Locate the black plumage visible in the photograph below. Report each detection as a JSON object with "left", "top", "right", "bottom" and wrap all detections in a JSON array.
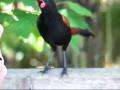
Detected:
[
  {"left": 37, "top": 0, "right": 94, "bottom": 76},
  {"left": 37, "top": 12, "right": 71, "bottom": 51},
  {"left": 37, "top": 0, "right": 71, "bottom": 76}
]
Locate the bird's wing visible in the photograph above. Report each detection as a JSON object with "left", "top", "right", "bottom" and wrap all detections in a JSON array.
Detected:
[
  {"left": 61, "top": 15, "right": 95, "bottom": 38},
  {"left": 62, "top": 15, "right": 70, "bottom": 27},
  {"left": 70, "top": 28, "right": 95, "bottom": 38}
]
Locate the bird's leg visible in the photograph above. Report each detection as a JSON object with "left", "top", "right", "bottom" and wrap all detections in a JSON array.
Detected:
[
  {"left": 56, "top": 46, "right": 68, "bottom": 77},
  {"left": 61, "top": 51, "right": 67, "bottom": 77},
  {"left": 56, "top": 46, "right": 63, "bottom": 67},
  {"left": 41, "top": 51, "right": 54, "bottom": 74}
]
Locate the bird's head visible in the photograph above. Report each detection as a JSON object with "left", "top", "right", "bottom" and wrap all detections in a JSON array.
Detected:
[
  {"left": 37, "top": 0, "right": 57, "bottom": 12},
  {"left": 37, "top": 0, "right": 47, "bottom": 8}
]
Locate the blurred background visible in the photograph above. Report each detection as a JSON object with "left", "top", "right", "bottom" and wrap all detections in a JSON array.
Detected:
[{"left": 0, "top": 0, "right": 120, "bottom": 68}]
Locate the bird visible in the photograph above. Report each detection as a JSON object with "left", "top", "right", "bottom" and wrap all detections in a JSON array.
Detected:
[{"left": 37, "top": 0, "right": 94, "bottom": 76}]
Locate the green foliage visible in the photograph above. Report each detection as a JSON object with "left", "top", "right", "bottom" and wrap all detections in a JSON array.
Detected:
[
  {"left": 67, "top": 1, "right": 92, "bottom": 17},
  {"left": 60, "top": 9, "right": 90, "bottom": 29},
  {"left": 0, "top": 0, "right": 93, "bottom": 67},
  {"left": 10, "top": 9, "right": 39, "bottom": 37}
]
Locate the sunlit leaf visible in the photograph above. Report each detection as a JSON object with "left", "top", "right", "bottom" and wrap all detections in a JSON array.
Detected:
[
  {"left": 6, "top": 9, "right": 39, "bottom": 38},
  {"left": 66, "top": 1, "right": 92, "bottom": 17},
  {"left": 59, "top": 9, "right": 90, "bottom": 29},
  {"left": 22, "top": 33, "right": 44, "bottom": 52}
]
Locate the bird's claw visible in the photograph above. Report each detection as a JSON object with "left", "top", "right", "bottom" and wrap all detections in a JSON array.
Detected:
[
  {"left": 40, "top": 66, "right": 50, "bottom": 75},
  {"left": 61, "top": 68, "right": 68, "bottom": 77}
]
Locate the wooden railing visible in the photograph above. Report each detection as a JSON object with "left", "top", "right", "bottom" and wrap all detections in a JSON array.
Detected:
[{"left": 1, "top": 68, "right": 120, "bottom": 89}]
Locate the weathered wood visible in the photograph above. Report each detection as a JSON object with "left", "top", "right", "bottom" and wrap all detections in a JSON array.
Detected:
[{"left": 1, "top": 68, "right": 120, "bottom": 89}]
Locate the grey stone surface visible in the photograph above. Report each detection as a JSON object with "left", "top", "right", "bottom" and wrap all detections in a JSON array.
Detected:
[{"left": 1, "top": 68, "right": 120, "bottom": 89}]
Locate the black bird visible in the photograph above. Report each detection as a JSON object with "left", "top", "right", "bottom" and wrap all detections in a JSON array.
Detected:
[{"left": 37, "top": 0, "right": 94, "bottom": 76}]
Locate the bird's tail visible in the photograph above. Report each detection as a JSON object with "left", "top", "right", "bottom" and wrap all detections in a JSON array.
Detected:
[{"left": 70, "top": 28, "right": 95, "bottom": 38}]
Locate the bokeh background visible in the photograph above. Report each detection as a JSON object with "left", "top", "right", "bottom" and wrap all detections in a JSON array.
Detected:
[{"left": 0, "top": 0, "right": 120, "bottom": 68}]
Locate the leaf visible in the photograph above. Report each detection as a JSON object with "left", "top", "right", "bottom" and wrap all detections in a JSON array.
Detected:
[
  {"left": 6, "top": 9, "right": 39, "bottom": 38},
  {"left": 1, "top": 0, "right": 40, "bottom": 13},
  {"left": 71, "top": 35, "right": 84, "bottom": 51},
  {"left": 59, "top": 9, "right": 90, "bottom": 29},
  {"left": 22, "top": 33, "right": 44, "bottom": 52},
  {"left": 0, "top": 12, "right": 14, "bottom": 25},
  {"left": 1, "top": 0, "right": 14, "bottom": 4},
  {"left": 15, "top": 0, "right": 40, "bottom": 11},
  {"left": 66, "top": 1, "right": 92, "bottom": 17}
]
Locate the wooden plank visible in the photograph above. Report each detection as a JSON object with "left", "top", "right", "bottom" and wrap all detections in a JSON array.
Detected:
[{"left": 1, "top": 68, "right": 120, "bottom": 89}]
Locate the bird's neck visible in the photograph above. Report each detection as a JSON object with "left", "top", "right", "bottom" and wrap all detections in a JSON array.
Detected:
[{"left": 41, "top": 7, "right": 58, "bottom": 16}]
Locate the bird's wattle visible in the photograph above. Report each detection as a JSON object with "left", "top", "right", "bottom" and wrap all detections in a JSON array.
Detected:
[{"left": 41, "top": 3, "right": 46, "bottom": 8}]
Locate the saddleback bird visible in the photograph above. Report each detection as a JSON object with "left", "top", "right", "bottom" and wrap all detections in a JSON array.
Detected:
[{"left": 37, "top": 0, "right": 94, "bottom": 77}]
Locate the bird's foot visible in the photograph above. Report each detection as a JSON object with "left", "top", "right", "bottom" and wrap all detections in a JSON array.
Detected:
[
  {"left": 61, "top": 68, "right": 68, "bottom": 77},
  {"left": 40, "top": 66, "right": 50, "bottom": 75}
]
